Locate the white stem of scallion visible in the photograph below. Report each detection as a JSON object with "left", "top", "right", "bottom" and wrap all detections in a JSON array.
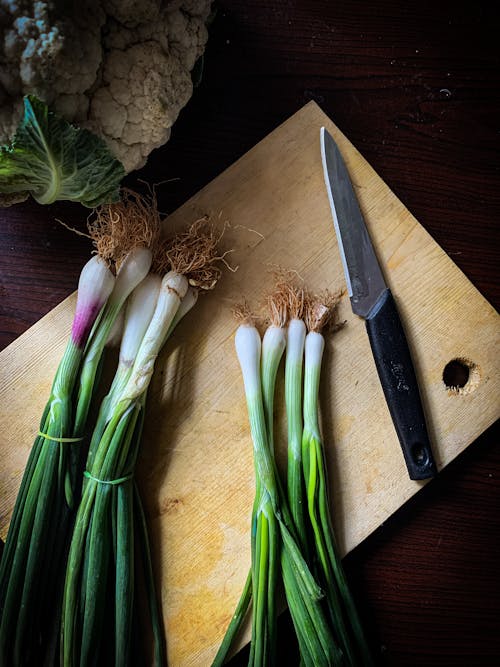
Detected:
[
  {"left": 108, "top": 247, "right": 153, "bottom": 309},
  {"left": 303, "top": 331, "right": 324, "bottom": 441},
  {"left": 119, "top": 272, "right": 188, "bottom": 402},
  {"left": 235, "top": 324, "right": 263, "bottom": 399},
  {"left": 261, "top": 325, "right": 286, "bottom": 454},
  {"left": 103, "top": 274, "right": 162, "bottom": 421},
  {"left": 235, "top": 324, "right": 278, "bottom": 512},
  {"left": 119, "top": 274, "right": 162, "bottom": 366},
  {"left": 285, "top": 317, "right": 307, "bottom": 542}
]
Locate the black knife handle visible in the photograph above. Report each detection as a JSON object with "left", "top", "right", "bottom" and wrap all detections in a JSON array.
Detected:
[{"left": 365, "top": 288, "right": 437, "bottom": 480}]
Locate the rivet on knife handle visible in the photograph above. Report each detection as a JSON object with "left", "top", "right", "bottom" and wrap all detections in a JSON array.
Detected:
[{"left": 320, "top": 126, "right": 438, "bottom": 480}]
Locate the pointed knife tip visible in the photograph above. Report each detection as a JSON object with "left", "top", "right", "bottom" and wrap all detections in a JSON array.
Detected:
[{"left": 320, "top": 126, "right": 334, "bottom": 150}]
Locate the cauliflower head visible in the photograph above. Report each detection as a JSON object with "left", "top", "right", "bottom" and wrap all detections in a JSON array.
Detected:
[{"left": 0, "top": 0, "right": 212, "bottom": 173}]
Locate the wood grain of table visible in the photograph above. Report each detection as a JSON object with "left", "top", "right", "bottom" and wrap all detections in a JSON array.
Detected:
[{"left": 0, "top": 2, "right": 498, "bottom": 665}]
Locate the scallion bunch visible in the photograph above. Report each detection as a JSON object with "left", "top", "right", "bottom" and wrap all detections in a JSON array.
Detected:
[
  {"left": 213, "top": 299, "right": 342, "bottom": 667},
  {"left": 0, "top": 255, "right": 117, "bottom": 666},
  {"left": 0, "top": 242, "right": 154, "bottom": 666},
  {"left": 61, "top": 214, "right": 224, "bottom": 666},
  {"left": 213, "top": 278, "right": 372, "bottom": 666},
  {"left": 0, "top": 188, "right": 225, "bottom": 666}
]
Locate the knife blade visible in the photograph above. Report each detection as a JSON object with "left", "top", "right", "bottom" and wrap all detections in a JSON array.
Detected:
[{"left": 320, "top": 126, "right": 437, "bottom": 480}]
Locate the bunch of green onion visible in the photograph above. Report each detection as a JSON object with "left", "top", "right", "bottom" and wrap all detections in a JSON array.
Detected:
[
  {"left": 59, "top": 210, "right": 224, "bottom": 665},
  {"left": 0, "top": 244, "right": 151, "bottom": 666},
  {"left": 61, "top": 272, "right": 199, "bottom": 665},
  {"left": 0, "top": 192, "right": 225, "bottom": 666},
  {"left": 212, "top": 280, "right": 372, "bottom": 666}
]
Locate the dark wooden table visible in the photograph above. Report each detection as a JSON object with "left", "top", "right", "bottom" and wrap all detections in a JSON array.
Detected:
[{"left": 1, "top": 2, "right": 499, "bottom": 665}]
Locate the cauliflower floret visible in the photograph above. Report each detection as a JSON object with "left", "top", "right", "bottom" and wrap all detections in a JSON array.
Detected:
[
  {"left": 0, "top": 0, "right": 104, "bottom": 124},
  {"left": 0, "top": 0, "right": 212, "bottom": 172}
]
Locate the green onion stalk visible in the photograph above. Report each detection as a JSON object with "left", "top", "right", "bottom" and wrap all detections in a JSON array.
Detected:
[
  {"left": 61, "top": 269, "right": 201, "bottom": 666},
  {"left": 211, "top": 318, "right": 283, "bottom": 667},
  {"left": 285, "top": 316, "right": 307, "bottom": 553},
  {"left": 238, "top": 322, "right": 281, "bottom": 667},
  {"left": 301, "top": 306, "right": 373, "bottom": 667},
  {"left": 253, "top": 322, "right": 286, "bottom": 666},
  {"left": 0, "top": 255, "right": 115, "bottom": 667},
  {"left": 212, "top": 319, "right": 341, "bottom": 667}
]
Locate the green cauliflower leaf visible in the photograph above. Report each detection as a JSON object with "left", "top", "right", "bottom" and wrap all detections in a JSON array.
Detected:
[{"left": 0, "top": 96, "right": 125, "bottom": 208}]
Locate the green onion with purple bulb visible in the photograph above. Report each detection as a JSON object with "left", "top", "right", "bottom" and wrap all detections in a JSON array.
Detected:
[
  {"left": 0, "top": 193, "right": 157, "bottom": 665},
  {"left": 0, "top": 255, "right": 115, "bottom": 665},
  {"left": 62, "top": 216, "right": 223, "bottom": 666}
]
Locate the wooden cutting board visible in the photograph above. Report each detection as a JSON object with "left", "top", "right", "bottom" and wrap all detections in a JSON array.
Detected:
[{"left": 0, "top": 102, "right": 498, "bottom": 665}]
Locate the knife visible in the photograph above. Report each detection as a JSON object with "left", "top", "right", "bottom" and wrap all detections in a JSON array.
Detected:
[{"left": 320, "top": 127, "right": 437, "bottom": 480}]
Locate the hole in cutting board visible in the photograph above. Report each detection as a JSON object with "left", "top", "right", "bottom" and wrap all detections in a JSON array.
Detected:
[{"left": 442, "top": 357, "right": 480, "bottom": 395}]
